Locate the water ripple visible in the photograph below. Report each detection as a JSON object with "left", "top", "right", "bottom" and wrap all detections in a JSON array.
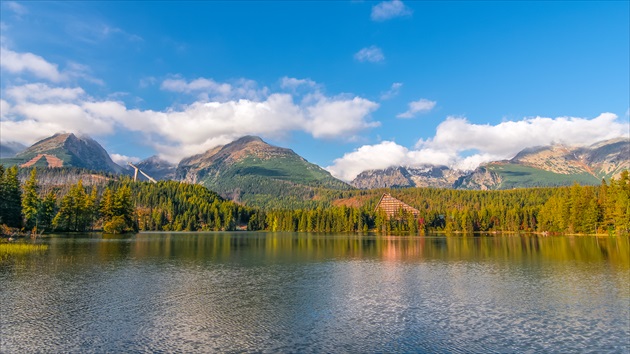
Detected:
[{"left": 1, "top": 234, "right": 628, "bottom": 353}]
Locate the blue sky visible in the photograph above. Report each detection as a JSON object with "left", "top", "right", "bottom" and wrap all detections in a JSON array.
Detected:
[{"left": 1, "top": 1, "right": 628, "bottom": 180}]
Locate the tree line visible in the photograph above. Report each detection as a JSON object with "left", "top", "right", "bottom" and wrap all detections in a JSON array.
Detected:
[
  {"left": 259, "top": 172, "right": 629, "bottom": 235},
  {"left": 1, "top": 166, "right": 253, "bottom": 233},
  {"left": 1, "top": 165, "right": 628, "bottom": 235}
]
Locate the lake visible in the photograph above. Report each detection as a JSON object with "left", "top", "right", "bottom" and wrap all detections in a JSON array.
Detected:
[{"left": 1, "top": 232, "right": 629, "bottom": 353}]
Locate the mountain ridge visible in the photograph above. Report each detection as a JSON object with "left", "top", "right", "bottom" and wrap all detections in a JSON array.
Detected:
[
  {"left": 176, "top": 136, "right": 350, "bottom": 206},
  {"left": 351, "top": 138, "right": 629, "bottom": 190},
  {"left": 2, "top": 133, "right": 627, "bottom": 196},
  {"left": 3, "top": 133, "right": 122, "bottom": 174}
]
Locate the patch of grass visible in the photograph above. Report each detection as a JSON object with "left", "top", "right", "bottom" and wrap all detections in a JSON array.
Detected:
[{"left": 0, "top": 243, "right": 49, "bottom": 260}]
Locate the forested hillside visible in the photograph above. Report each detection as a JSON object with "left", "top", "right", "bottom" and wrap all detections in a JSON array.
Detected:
[{"left": 1, "top": 166, "right": 628, "bottom": 235}]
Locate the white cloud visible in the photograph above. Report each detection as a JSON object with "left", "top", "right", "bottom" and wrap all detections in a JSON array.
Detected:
[
  {"left": 0, "top": 46, "right": 101, "bottom": 84},
  {"left": 420, "top": 113, "right": 627, "bottom": 157},
  {"left": 161, "top": 77, "right": 266, "bottom": 101},
  {"left": 327, "top": 141, "right": 411, "bottom": 181},
  {"left": 371, "top": 0, "right": 412, "bottom": 21},
  {"left": 0, "top": 47, "right": 64, "bottom": 82},
  {"left": 7, "top": 102, "right": 115, "bottom": 142},
  {"left": 1, "top": 81, "right": 380, "bottom": 162},
  {"left": 397, "top": 98, "right": 436, "bottom": 118},
  {"left": 280, "top": 77, "right": 316, "bottom": 90},
  {"left": 380, "top": 82, "right": 402, "bottom": 100},
  {"left": 6, "top": 83, "right": 85, "bottom": 102},
  {"left": 354, "top": 46, "right": 385, "bottom": 63},
  {"left": 161, "top": 77, "right": 231, "bottom": 94},
  {"left": 327, "top": 113, "right": 629, "bottom": 181},
  {"left": 0, "top": 99, "right": 10, "bottom": 118},
  {"left": 305, "top": 95, "right": 380, "bottom": 139},
  {"left": 111, "top": 153, "right": 141, "bottom": 165}
]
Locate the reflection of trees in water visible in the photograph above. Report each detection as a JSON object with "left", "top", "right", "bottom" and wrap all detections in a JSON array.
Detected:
[
  {"left": 116, "top": 233, "right": 630, "bottom": 268},
  {"left": 36, "top": 233, "right": 629, "bottom": 270}
]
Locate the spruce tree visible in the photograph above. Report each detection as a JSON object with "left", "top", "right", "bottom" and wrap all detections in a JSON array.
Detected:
[
  {"left": 1, "top": 166, "right": 22, "bottom": 228},
  {"left": 22, "top": 169, "right": 41, "bottom": 230},
  {"left": 39, "top": 192, "right": 57, "bottom": 231}
]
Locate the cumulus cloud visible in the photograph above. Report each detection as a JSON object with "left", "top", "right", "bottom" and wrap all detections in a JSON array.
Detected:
[
  {"left": 0, "top": 46, "right": 101, "bottom": 83},
  {"left": 111, "top": 153, "right": 141, "bottom": 165},
  {"left": 380, "top": 82, "right": 402, "bottom": 100},
  {"left": 0, "top": 47, "right": 64, "bottom": 82},
  {"left": 7, "top": 102, "right": 116, "bottom": 142},
  {"left": 0, "top": 46, "right": 378, "bottom": 160},
  {"left": 6, "top": 83, "right": 85, "bottom": 102},
  {"left": 327, "top": 113, "right": 629, "bottom": 181},
  {"left": 397, "top": 98, "right": 436, "bottom": 118},
  {"left": 304, "top": 95, "right": 380, "bottom": 138},
  {"left": 420, "top": 113, "right": 627, "bottom": 157},
  {"left": 280, "top": 77, "right": 316, "bottom": 90},
  {"left": 161, "top": 77, "right": 266, "bottom": 101},
  {"left": 2, "top": 81, "right": 380, "bottom": 162},
  {"left": 161, "top": 77, "right": 231, "bottom": 95},
  {"left": 371, "top": 0, "right": 412, "bottom": 21},
  {"left": 327, "top": 141, "right": 410, "bottom": 181},
  {"left": 354, "top": 46, "right": 385, "bottom": 63}
]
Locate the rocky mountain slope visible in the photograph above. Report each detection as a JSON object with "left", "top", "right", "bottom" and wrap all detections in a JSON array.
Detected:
[
  {"left": 3, "top": 133, "right": 627, "bottom": 197},
  {"left": 176, "top": 136, "right": 350, "bottom": 206},
  {"left": 458, "top": 138, "right": 629, "bottom": 189},
  {"left": 351, "top": 138, "right": 628, "bottom": 190},
  {"left": 134, "top": 155, "right": 177, "bottom": 181},
  {"left": 1, "top": 133, "right": 122, "bottom": 173},
  {"left": 352, "top": 166, "right": 465, "bottom": 189}
]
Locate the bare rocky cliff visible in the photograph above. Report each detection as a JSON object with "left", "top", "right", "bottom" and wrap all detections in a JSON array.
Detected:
[{"left": 351, "top": 165, "right": 466, "bottom": 189}]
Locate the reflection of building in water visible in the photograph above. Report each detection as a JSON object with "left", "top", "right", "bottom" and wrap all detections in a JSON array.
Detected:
[
  {"left": 381, "top": 237, "right": 425, "bottom": 261},
  {"left": 375, "top": 193, "right": 420, "bottom": 219}
]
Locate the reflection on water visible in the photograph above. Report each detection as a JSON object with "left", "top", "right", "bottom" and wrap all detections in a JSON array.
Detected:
[{"left": 1, "top": 233, "right": 628, "bottom": 353}]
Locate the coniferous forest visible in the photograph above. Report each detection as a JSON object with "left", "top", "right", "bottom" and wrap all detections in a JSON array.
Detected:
[{"left": 1, "top": 166, "right": 628, "bottom": 235}]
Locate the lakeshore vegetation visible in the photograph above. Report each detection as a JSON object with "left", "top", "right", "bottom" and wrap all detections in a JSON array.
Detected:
[{"left": 0, "top": 165, "right": 628, "bottom": 235}]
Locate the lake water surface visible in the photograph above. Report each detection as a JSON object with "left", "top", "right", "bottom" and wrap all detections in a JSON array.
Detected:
[{"left": 1, "top": 233, "right": 629, "bottom": 353}]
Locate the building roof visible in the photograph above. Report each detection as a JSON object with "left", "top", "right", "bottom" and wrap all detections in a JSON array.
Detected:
[{"left": 375, "top": 193, "right": 420, "bottom": 218}]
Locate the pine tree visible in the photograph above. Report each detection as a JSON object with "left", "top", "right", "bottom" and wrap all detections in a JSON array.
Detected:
[
  {"left": 22, "top": 169, "right": 41, "bottom": 230},
  {"left": 102, "top": 185, "right": 137, "bottom": 233},
  {"left": 100, "top": 187, "right": 114, "bottom": 220},
  {"left": 39, "top": 191, "right": 57, "bottom": 231},
  {"left": 53, "top": 180, "right": 91, "bottom": 232},
  {"left": 0, "top": 166, "right": 22, "bottom": 228}
]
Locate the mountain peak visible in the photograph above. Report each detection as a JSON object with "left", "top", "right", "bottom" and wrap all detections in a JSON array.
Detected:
[
  {"left": 176, "top": 135, "right": 349, "bottom": 202},
  {"left": 52, "top": 132, "right": 76, "bottom": 139},
  {"left": 233, "top": 135, "right": 264, "bottom": 144},
  {"left": 12, "top": 132, "right": 122, "bottom": 173}
]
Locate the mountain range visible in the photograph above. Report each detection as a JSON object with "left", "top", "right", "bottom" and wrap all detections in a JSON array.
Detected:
[
  {"left": 351, "top": 138, "right": 629, "bottom": 190},
  {"left": 1, "top": 133, "right": 628, "bottom": 201}
]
